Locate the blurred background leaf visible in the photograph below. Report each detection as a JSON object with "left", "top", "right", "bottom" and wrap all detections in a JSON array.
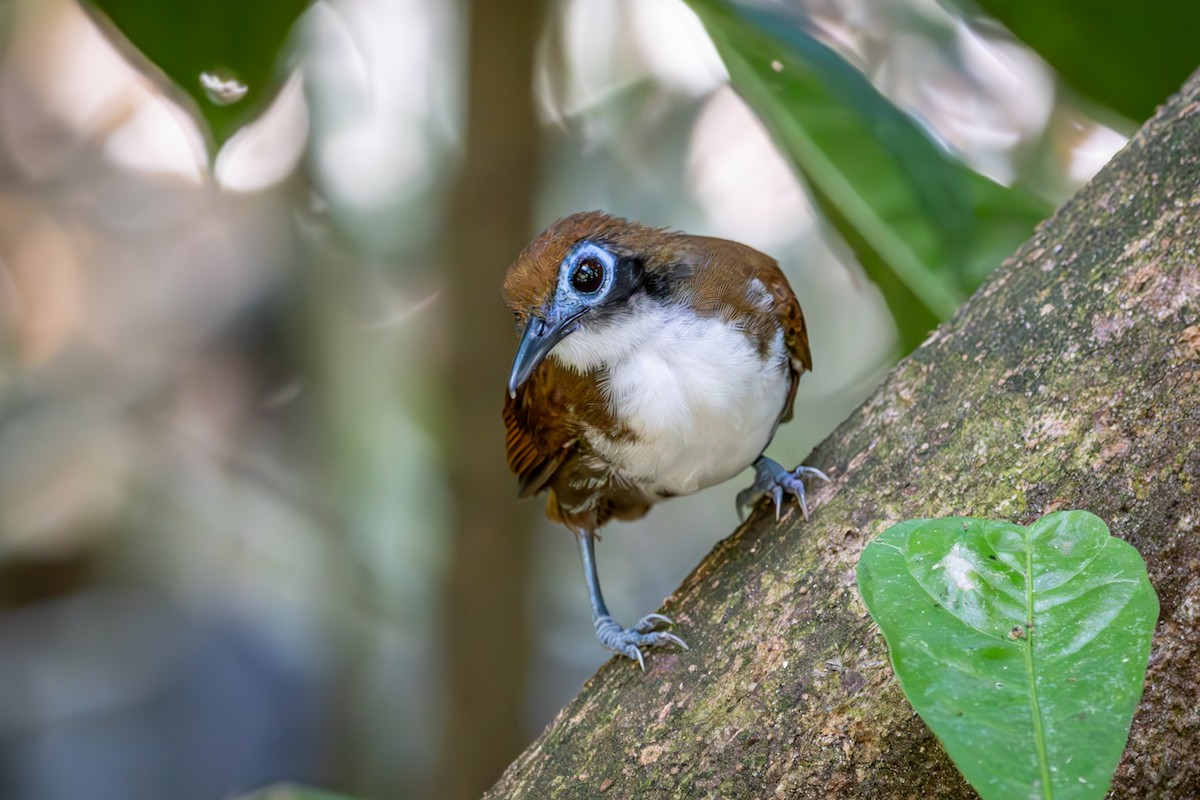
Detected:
[
  {"left": 971, "top": 0, "right": 1200, "bottom": 121},
  {"left": 234, "top": 785, "right": 368, "bottom": 800},
  {"left": 81, "top": 0, "right": 313, "bottom": 153},
  {"left": 686, "top": 0, "right": 1052, "bottom": 352}
]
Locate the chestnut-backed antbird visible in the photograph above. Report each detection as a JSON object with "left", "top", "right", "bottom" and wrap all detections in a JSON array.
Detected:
[{"left": 503, "top": 211, "right": 828, "bottom": 668}]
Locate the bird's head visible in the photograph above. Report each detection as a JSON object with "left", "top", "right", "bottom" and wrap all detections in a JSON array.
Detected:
[{"left": 502, "top": 211, "right": 683, "bottom": 397}]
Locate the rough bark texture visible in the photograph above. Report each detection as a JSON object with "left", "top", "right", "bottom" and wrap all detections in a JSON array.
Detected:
[{"left": 486, "top": 71, "right": 1200, "bottom": 798}]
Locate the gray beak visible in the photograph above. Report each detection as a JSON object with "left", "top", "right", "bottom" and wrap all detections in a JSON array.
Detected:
[{"left": 508, "top": 310, "right": 583, "bottom": 397}]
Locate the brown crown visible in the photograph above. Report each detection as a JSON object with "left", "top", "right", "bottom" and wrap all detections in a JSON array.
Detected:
[{"left": 502, "top": 210, "right": 684, "bottom": 312}]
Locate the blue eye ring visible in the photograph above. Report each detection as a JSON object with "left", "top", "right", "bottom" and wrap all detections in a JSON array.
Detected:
[{"left": 556, "top": 242, "right": 616, "bottom": 301}]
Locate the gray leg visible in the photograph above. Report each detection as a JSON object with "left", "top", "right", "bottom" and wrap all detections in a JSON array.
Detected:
[
  {"left": 736, "top": 456, "right": 830, "bottom": 521},
  {"left": 576, "top": 530, "right": 688, "bottom": 670}
]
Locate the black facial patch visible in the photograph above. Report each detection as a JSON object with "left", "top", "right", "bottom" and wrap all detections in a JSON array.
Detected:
[{"left": 604, "top": 255, "right": 646, "bottom": 304}]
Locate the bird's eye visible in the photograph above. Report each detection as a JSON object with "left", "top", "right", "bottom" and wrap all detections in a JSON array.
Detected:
[{"left": 570, "top": 256, "right": 604, "bottom": 294}]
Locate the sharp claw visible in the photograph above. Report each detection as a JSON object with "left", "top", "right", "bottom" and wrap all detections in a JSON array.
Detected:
[
  {"left": 739, "top": 458, "right": 829, "bottom": 521},
  {"left": 735, "top": 489, "right": 754, "bottom": 521},
  {"left": 660, "top": 632, "right": 690, "bottom": 650},
  {"left": 629, "top": 646, "right": 646, "bottom": 671}
]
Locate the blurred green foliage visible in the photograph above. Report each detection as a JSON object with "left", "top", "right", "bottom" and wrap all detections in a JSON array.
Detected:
[
  {"left": 972, "top": 0, "right": 1200, "bottom": 121},
  {"left": 235, "top": 785, "right": 368, "bottom": 800},
  {"left": 83, "top": 0, "right": 312, "bottom": 152},
  {"left": 686, "top": 0, "right": 1051, "bottom": 352},
  {"left": 78, "top": 0, "right": 1197, "bottom": 352}
]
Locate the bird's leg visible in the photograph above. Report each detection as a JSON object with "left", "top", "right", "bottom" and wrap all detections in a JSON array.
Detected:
[
  {"left": 575, "top": 529, "right": 688, "bottom": 670},
  {"left": 737, "top": 455, "right": 830, "bottom": 521}
]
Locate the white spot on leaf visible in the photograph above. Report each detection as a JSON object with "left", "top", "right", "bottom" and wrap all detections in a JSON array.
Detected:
[{"left": 935, "top": 542, "right": 978, "bottom": 591}]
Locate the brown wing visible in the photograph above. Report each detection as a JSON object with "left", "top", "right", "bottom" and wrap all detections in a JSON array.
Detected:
[
  {"left": 503, "top": 357, "right": 654, "bottom": 531},
  {"left": 685, "top": 237, "right": 811, "bottom": 422},
  {"left": 770, "top": 272, "right": 810, "bottom": 423},
  {"left": 503, "top": 361, "right": 579, "bottom": 498}
]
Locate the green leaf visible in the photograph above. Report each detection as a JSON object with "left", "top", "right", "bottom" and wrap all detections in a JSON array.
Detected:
[
  {"left": 972, "top": 0, "right": 1200, "bottom": 122},
  {"left": 857, "top": 512, "right": 1158, "bottom": 800},
  {"left": 684, "top": 1, "right": 1051, "bottom": 352},
  {"left": 82, "top": 0, "right": 313, "bottom": 154},
  {"left": 233, "top": 784, "right": 368, "bottom": 800}
]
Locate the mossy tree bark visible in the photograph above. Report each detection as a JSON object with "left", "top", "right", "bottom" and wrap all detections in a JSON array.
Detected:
[{"left": 486, "top": 70, "right": 1200, "bottom": 798}]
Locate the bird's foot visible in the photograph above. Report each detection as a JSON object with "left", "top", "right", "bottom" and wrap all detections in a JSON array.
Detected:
[
  {"left": 595, "top": 613, "right": 688, "bottom": 671},
  {"left": 737, "top": 456, "right": 830, "bottom": 521}
]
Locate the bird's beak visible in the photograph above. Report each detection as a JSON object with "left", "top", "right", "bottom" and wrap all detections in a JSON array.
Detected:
[{"left": 508, "top": 309, "right": 584, "bottom": 398}]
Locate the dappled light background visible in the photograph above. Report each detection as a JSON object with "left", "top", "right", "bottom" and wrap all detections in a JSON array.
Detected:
[{"left": 0, "top": 0, "right": 1128, "bottom": 798}]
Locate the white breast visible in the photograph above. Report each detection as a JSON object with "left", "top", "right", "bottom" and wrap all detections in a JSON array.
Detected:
[{"left": 551, "top": 301, "right": 790, "bottom": 497}]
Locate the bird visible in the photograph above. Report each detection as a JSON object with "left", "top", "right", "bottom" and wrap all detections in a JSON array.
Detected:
[{"left": 502, "top": 211, "right": 828, "bottom": 669}]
